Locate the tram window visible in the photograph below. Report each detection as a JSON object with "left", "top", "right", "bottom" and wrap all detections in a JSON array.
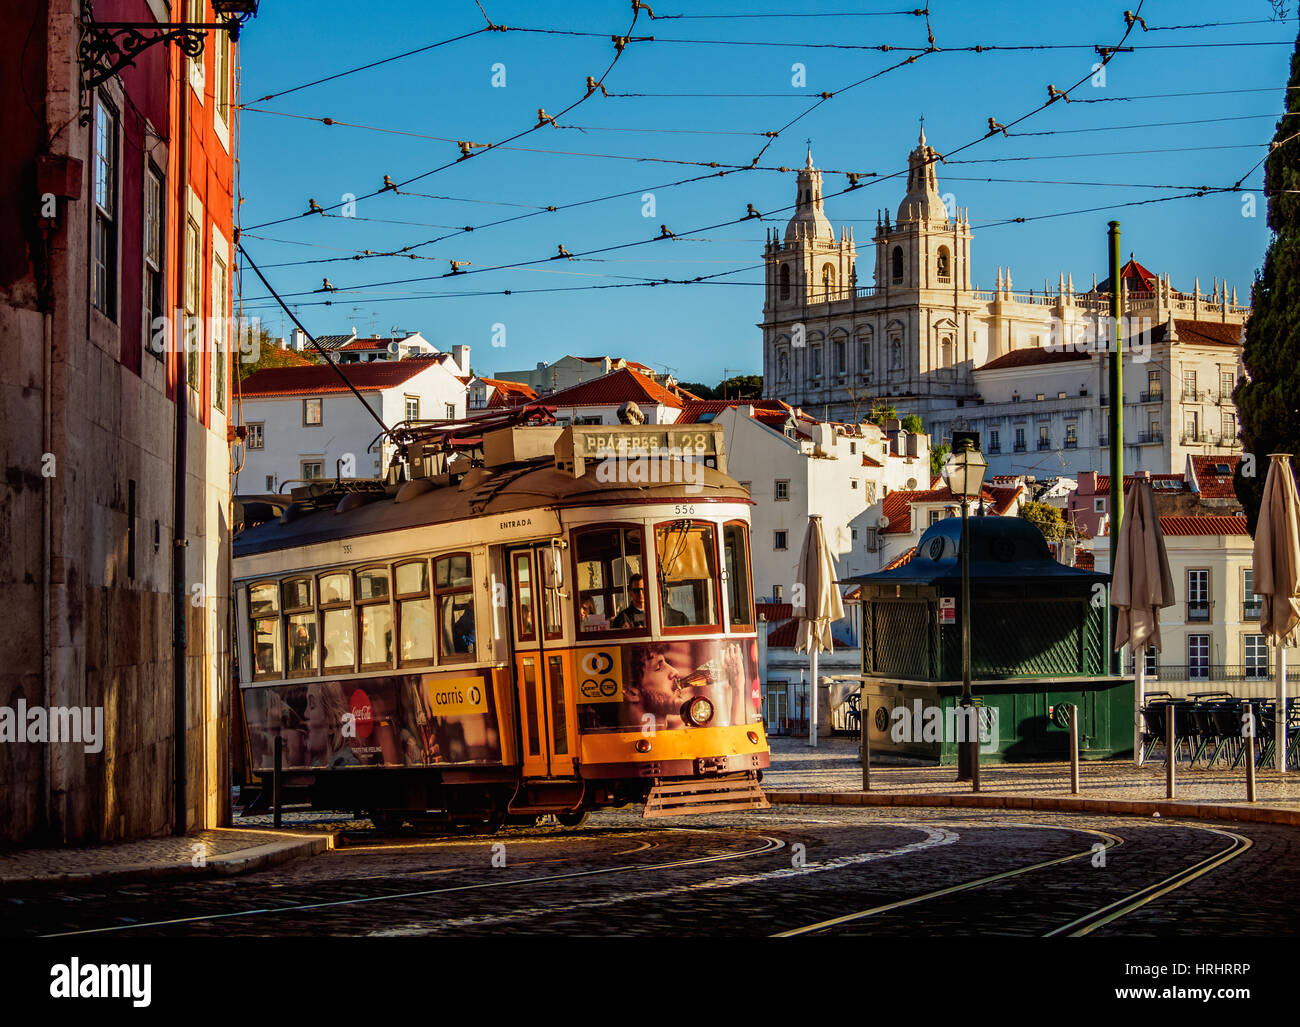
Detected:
[
  {"left": 395, "top": 560, "right": 429, "bottom": 596},
  {"left": 318, "top": 572, "right": 351, "bottom": 605},
  {"left": 724, "top": 522, "right": 754, "bottom": 629},
  {"left": 435, "top": 553, "right": 475, "bottom": 660},
  {"left": 397, "top": 560, "right": 434, "bottom": 665},
  {"left": 249, "top": 582, "right": 278, "bottom": 616},
  {"left": 548, "top": 655, "right": 568, "bottom": 755},
  {"left": 282, "top": 577, "right": 312, "bottom": 612},
  {"left": 543, "top": 575, "right": 563, "bottom": 640},
  {"left": 654, "top": 521, "right": 720, "bottom": 629},
  {"left": 355, "top": 566, "right": 393, "bottom": 668},
  {"left": 250, "top": 582, "right": 281, "bottom": 679},
  {"left": 286, "top": 612, "right": 318, "bottom": 675},
  {"left": 573, "top": 526, "right": 645, "bottom": 635},
  {"left": 321, "top": 608, "right": 355, "bottom": 672},
  {"left": 252, "top": 614, "right": 281, "bottom": 678},
  {"left": 513, "top": 552, "right": 536, "bottom": 643}
]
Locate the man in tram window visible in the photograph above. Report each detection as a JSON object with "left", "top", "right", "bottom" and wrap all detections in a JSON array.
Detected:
[
  {"left": 611, "top": 574, "right": 648, "bottom": 629},
  {"left": 452, "top": 600, "right": 475, "bottom": 653}
]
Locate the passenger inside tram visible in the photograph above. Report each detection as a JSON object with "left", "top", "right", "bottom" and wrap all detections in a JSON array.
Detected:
[{"left": 610, "top": 574, "right": 647, "bottom": 629}]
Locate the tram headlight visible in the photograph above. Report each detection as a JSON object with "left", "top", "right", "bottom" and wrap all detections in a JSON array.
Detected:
[
  {"left": 682, "top": 696, "right": 714, "bottom": 726},
  {"left": 634, "top": 738, "right": 652, "bottom": 753},
  {"left": 747, "top": 731, "right": 760, "bottom": 744}
]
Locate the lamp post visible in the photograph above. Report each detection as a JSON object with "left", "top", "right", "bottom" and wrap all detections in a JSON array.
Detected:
[{"left": 944, "top": 437, "right": 987, "bottom": 784}]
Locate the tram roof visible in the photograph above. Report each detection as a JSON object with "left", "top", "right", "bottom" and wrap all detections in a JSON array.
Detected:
[{"left": 233, "top": 460, "right": 749, "bottom": 559}]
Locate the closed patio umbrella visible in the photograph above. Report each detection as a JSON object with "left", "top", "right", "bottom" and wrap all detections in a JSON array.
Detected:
[
  {"left": 1252, "top": 454, "right": 1300, "bottom": 773},
  {"left": 795, "top": 515, "right": 845, "bottom": 747},
  {"left": 1110, "top": 478, "right": 1174, "bottom": 766}
]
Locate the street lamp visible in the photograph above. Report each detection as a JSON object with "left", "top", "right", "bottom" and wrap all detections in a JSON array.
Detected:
[{"left": 943, "top": 437, "right": 987, "bottom": 785}]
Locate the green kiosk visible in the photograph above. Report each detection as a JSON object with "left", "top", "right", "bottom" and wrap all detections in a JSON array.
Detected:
[{"left": 844, "top": 516, "right": 1134, "bottom": 764}]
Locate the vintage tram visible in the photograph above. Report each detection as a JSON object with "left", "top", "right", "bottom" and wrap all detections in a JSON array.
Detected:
[{"left": 232, "top": 408, "right": 770, "bottom": 828}]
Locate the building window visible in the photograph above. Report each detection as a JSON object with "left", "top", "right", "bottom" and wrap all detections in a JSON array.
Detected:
[
  {"left": 1220, "top": 370, "right": 1235, "bottom": 400},
  {"left": 184, "top": 215, "right": 201, "bottom": 389},
  {"left": 445, "top": 403, "right": 456, "bottom": 419},
  {"left": 143, "top": 164, "right": 164, "bottom": 358},
  {"left": 1094, "top": 498, "right": 1106, "bottom": 513},
  {"left": 988, "top": 429, "right": 1000, "bottom": 453},
  {"left": 1038, "top": 425, "right": 1050, "bottom": 450},
  {"left": 212, "top": 248, "right": 227, "bottom": 412},
  {"left": 265, "top": 475, "right": 276, "bottom": 491},
  {"left": 774, "top": 480, "right": 789, "bottom": 501},
  {"left": 405, "top": 396, "right": 420, "bottom": 422},
  {"left": 246, "top": 422, "right": 265, "bottom": 450},
  {"left": 1065, "top": 422, "right": 1077, "bottom": 448},
  {"left": 891, "top": 246, "right": 904, "bottom": 284},
  {"left": 835, "top": 340, "right": 846, "bottom": 374},
  {"left": 822, "top": 263, "right": 836, "bottom": 299},
  {"left": 214, "top": 27, "right": 231, "bottom": 127},
  {"left": 1148, "top": 368, "right": 1161, "bottom": 398},
  {"left": 811, "top": 346, "right": 822, "bottom": 378},
  {"left": 301, "top": 460, "right": 324, "bottom": 480},
  {"left": 1188, "top": 634, "right": 1210, "bottom": 679},
  {"left": 778, "top": 263, "right": 790, "bottom": 301},
  {"left": 774, "top": 530, "right": 788, "bottom": 550},
  {"left": 929, "top": 510, "right": 941, "bottom": 526},
  {"left": 1244, "top": 634, "right": 1268, "bottom": 679},
  {"left": 303, "top": 398, "right": 323, "bottom": 426},
  {"left": 936, "top": 246, "right": 950, "bottom": 282},
  {"left": 1222, "top": 409, "right": 1236, "bottom": 442},
  {"left": 1182, "top": 368, "right": 1198, "bottom": 399},
  {"left": 1185, "top": 410, "right": 1199, "bottom": 441},
  {"left": 851, "top": 479, "right": 859, "bottom": 490},
  {"left": 1243, "top": 569, "right": 1261, "bottom": 620},
  {"left": 92, "top": 94, "right": 119, "bottom": 318},
  {"left": 1014, "top": 427, "right": 1026, "bottom": 452},
  {"left": 1187, "top": 568, "right": 1210, "bottom": 621}
]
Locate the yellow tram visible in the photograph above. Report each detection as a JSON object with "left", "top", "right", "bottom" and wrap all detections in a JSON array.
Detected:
[{"left": 232, "top": 411, "right": 771, "bottom": 828}]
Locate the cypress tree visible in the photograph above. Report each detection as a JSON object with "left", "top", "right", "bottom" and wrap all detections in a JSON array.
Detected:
[{"left": 1235, "top": 27, "right": 1300, "bottom": 532}]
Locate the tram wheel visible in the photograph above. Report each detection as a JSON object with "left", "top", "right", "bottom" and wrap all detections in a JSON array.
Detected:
[
  {"left": 557, "top": 810, "right": 589, "bottom": 828},
  {"left": 370, "top": 813, "right": 406, "bottom": 835}
]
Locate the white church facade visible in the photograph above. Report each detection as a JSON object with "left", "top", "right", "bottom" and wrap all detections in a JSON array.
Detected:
[{"left": 760, "top": 131, "right": 1250, "bottom": 477}]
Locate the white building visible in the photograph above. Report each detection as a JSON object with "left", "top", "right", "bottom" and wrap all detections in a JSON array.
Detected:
[
  {"left": 494, "top": 354, "right": 664, "bottom": 395},
  {"left": 760, "top": 133, "right": 1249, "bottom": 478},
  {"left": 290, "top": 328, "right": 457, "bottom": 367},
  {"left": 235, "top": 358, "right": 468, "bottom": 493},
  {"left": 674, "top": 399, "right": 930, "bottom": 600}
]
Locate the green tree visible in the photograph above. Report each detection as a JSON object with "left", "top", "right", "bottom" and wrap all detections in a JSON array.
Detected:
[
  {"left": 1235, "top": 27, "right": 1300, "bottom": 532},
  {"left": 676, "top": 381, "right": 715, "bottom": 400},
  {"left": 715, "top": 374, "right": 762, "bottom": 399},
  {"left": 238, "top": 329, "right": 318, "bottom": 380},
  {"left": 930, "top": 442, "right": 950, "bottom": 481},
  {"left": 867, "top": 401, "right": 897, "bottom": 426},
  {"left": 1020, "top": 500, "right": 1067, "bottom": 543},
  {"left": 900, "top": 413, "right": 924, "bottom": 434}
]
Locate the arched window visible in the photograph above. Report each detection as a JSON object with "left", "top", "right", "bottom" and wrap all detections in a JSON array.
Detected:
[
  {"left": 940, "top": 337, "right": 954, "bottom": 368},
  {"left": 778, "top": 264, "right": 791, "bottom": 301},
  {"left": 822, "top": 263, "right": 836, "bottom": 299},
  {"left": 937, "top": 246, "right": 951, "bottom": 282},
  {"left": 891, "top": 246, "right": 904, "bottom": 284}
]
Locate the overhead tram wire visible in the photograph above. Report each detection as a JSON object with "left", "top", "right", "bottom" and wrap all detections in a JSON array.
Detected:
[
  {"left": 240, "top": 2, "right": 1157, "bottom": 301},
  {"left": 237, "top": 243, "right": 394, "bottom": 439},
  {"left": 241, "top": 6, "right": 648, "bottom": 231}
]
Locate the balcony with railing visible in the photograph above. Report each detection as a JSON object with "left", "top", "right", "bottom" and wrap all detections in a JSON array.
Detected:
[
  {"left": 1064, "top": 438, "right": 1078, "bottom": 449},
  {"left": 1139, "top": 390, "right": 1163, "bottom": 403},
  {"left": 1143, "top": 664, "right": 1295, "bottom": 684},
  {"left": 1243, "top": 598, "right": 1262, "bottom": 621},
  {"left": 1013, "top": 441, "right": 1027, "bottom": 453},
  {"left": 1187, "top": 599, "right": 1212, "bottom": 622},
  {"left": 1037, "top": 438, "right": 1052, "bottom": 451},
  {"left": 1137, "top": 431, "right": 1163, "bottom": 445}
]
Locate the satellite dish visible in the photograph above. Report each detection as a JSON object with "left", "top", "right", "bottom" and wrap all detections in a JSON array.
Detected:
[
  {"left": 387, "top": 341, "right": 400, "bottom": 355},
  {"left": 878, "top": 516, "right": 890, "bottom": 529}
]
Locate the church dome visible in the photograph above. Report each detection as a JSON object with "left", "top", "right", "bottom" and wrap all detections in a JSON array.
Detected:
[
  {"left": 896, "top": 125, "right": 946, "bottom": 224},
  {"left": 784, "top": 149, "right": 836, "bottom": 245}
]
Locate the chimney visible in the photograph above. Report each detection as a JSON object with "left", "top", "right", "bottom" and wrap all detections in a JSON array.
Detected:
[
  {"left": 452, "top": 344, "right": 471, "bottom": 376},
  {"left": 290, "top": 328, "right": 307, "bottom": 351}
]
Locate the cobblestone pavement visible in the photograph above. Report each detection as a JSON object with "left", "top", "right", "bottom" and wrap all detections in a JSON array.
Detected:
[
  {"left": 5, "top": 805, "right": 1297, "bottom": 938},
  {"left": 768, "top": 736, "right": 1300, "bottom": 808}
]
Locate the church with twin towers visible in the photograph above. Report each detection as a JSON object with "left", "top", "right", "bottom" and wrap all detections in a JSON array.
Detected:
[{"left": 760, "top": 128, "right": 1250, "bottom": 478}]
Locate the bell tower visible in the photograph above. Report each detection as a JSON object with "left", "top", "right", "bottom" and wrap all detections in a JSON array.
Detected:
[
  {"left": 764, "top": 148, "right": 856, "bottom": 314},
  {"left": 872, "top": 124, "right": 972, "bottom": 294}
]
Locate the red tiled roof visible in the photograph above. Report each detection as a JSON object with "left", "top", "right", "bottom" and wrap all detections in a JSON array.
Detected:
[
  {"left": 1189, "top": 455, "right": 1240, "bottom": 499},
  {"left": 239, "top": 360, "right": 438, "bottom": 398},
  {"left": 978, "top": 347, "right": 1091, "bottom": 372},
  {"left": 543, "top": 367, "right": 684, "bottom": 409},
  {"left": 880, "top": 489, "right": 914, "bottom": 534},
  {"left": 987, "top": 484, "right": 1024, "bottom": 515},
  {"left": 766, "top": 618, "right": 853, "bottom": 649},
  {"left": 880, "top": 484, "right": 1020, "bottom": 533},
  {"left": 756, "top": 602, "right": 793, "bottom": 622},
  {"left": 677, "top": 398, "right": 793, "bottom": 425},
  {"left": 1093, "top": 256, "right": 1159, "bottom": 294},
  {"left": 1093, "top": 474, "right": 1185, "bottom": 495},
  {"left": 1158, "top": 514, "right": 1250, "bottom": 537},
  {"left": 1134, "top": 319, "right": 1246, "bottom": 349},
  {"left": 575, "top": 356, "right": 654, "bottom": 372},
  {"left": 340, "top": 337, "right": 401, "bottom": 351},
  {"left": 861, "top": 454, "right": 883, "bottom": 468},
  {"left": 883, "top": 548, "right": 917, "bottom": 571}
]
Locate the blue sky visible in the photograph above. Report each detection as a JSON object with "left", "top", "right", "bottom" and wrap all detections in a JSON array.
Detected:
[{"left": 234, "top": 1, "right": 1295, "bottom": 383}]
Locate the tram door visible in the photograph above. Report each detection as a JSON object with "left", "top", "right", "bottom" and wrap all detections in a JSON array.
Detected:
[{"left": 508, "top": 546, "right": 577, "bottom": 779}]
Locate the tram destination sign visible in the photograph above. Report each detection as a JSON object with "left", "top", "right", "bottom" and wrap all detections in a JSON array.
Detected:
[{"left": 557, "top": 424, "right": 726, "bottom": 477}]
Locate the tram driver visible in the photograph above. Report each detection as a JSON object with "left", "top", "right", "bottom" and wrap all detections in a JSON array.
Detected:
[{"left": 611, "top": 574, "right": 648, "bottom": 629}]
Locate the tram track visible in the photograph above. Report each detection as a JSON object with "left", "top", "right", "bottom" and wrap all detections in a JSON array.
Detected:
[
  {"left": 38, "top": 828, "right": 786, "bottom": 939},
  {"left": 774, "top": 819, "right": 1253, "bottom": 939}
]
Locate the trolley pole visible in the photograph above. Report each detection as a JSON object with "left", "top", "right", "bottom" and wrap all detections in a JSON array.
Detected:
[{"left": 1107, "top": 221, "right": 1124, "bottom": 676}]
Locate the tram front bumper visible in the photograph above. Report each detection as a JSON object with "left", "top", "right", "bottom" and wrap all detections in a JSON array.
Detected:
[{"left": 578, "top": 724, "right": 770, "bottom": 780}]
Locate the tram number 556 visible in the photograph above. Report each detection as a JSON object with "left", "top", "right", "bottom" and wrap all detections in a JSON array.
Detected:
[{"left": 673, "top": 504, "right": 695, "bottom": 516}]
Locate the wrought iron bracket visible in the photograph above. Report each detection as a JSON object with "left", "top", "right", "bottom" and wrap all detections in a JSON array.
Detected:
[{"left": 77, "top": 0, "right": 246, "bottom": 121}]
